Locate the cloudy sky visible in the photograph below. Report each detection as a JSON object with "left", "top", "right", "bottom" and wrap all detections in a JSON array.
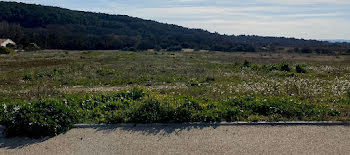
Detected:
[{"left": 3, "top": 0, "right": 350, "bottom": 40}]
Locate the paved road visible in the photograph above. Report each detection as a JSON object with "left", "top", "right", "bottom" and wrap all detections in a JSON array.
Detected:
[{"left": 1, "top": 124, "right": 350, "bottom": 155}]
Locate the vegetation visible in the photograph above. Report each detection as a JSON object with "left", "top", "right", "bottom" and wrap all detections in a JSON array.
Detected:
[
  {"left": 0, "top": 1, "right": 349, "bottom": 53},
  {"left": 296, "top": 65, "right": 307, "bottom": 73},
  {"left": 25, "top": 43, "right": 41, "bottom": 51},
  {"left": 1, "top": 87, "right": 346, "bottom": 138},
  {"left": 279, "top": 63, "right": 291, "bottom": 72},
  {"left": 1, "top": 99, "right": 77, "bottom": 138},
  {"left": 1, "top": 50, "right": 350, "bottom": 137},
  {"left": 0, "top": 46, "right": 15, "bottom": 54}
]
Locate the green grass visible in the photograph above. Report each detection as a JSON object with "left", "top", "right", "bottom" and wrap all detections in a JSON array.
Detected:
[
  {"left": 1, "top": 50, "right": 349, "bottom": 101},
  {"left": 0, "top": 50, "right": 350, "bottom": 137},
  {"left": 1, "top": 87, "right": 348, "bottom": 138}
]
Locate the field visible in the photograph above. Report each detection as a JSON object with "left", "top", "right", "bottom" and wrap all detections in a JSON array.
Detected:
[
  {"left": 1, "top": 50, "right": 350, "bottom": 137},
  {"left": 2, "top": 50, "right": 350, "bottom": 100}
]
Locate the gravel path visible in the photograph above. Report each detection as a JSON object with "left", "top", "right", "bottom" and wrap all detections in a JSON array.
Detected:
[{"left": 1, "top": 124, "right": 349, "bottom": 155}]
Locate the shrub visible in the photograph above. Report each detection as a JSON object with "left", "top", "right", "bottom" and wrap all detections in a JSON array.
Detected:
[
  {"left": 1, "top": 99, "right": 78, "bottom": 138},
  {"left": 166, "top": 45, "right": 182, "bottom": 52},
  {"left": 301, "top": 47, "right": 312, "bottom": 53},
  {"left": 221, "top": 106, "right": 243, "bottom": 122},
  {"left": 128, "top": 99, "right": 171, "bottom": 123},
  {"left": 296, "top": 65, "right": 307, "bottom": 73},
  {"left": 6, "top": 43, "right": 16, "bottom": 49},
  {"left": 0, "top": 46, "right": 16, "bottom": 54},
  {"left": 23, "top": 73, "right": 33, "bottom": 80},
  {"left": 106, "top": 110, "right": 126, "bottom": 123},
  {"left": 173, "top": 98, "right": 203, "bottom": 122},
  {"left": 125, "top": 87, "right": 147, "bottom": 100},
  {"left": 243, "top": 60, "right": 251, "bottom": 68},
  {"left": 279, "top": 63, "right": 291, "bottom": 72},
  {"left": 25, "top": 43, "right": 40, "bottom": 51},
  {"left": 154, "top": 45, "right": 162, "bottom": 51}
]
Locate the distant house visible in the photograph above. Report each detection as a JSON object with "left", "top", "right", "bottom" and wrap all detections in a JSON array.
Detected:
[{"left": 0, "top": 39, "right": 16, "bottom": 47}]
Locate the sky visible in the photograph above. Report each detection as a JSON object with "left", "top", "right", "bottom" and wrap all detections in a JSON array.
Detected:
[{"left": 2, "top": 0, "right": 350, "bottom": 40}]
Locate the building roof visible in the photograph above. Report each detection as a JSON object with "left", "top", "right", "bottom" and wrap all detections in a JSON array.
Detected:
[
  {"left": 0, "top": 39, "right": 8, "bottom": 44},
  {"left": 0, "top": 39, "right": 15, "bottom": 45}
]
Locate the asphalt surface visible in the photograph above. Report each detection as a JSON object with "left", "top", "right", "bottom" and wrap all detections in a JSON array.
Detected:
[{"left": 1, "top": 124, "right": 349, "bottom": 155}]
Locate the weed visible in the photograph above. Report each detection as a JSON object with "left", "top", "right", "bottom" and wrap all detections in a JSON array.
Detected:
[
  {"left": 279, "top": 62, "right": 291, "bottom": 72},
  {"left": 243, "top": 60, "right": 251, "bottom": 68},
  {"left": 296, "top": 65, "right": 307, "bottom": 73},
  {"left": 1, "top": 99, "right": 78, "bottom": 138}
]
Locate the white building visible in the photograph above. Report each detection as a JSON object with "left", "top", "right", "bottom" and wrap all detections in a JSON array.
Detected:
[{"left": 0, "top": 39, "right": 16, "bottom": 47}]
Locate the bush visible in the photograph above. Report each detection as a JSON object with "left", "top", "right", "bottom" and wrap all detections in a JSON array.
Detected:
[
  {"left": 296, "top": 65, "right": 307, "bottom": 73},
  {"left": 23, "top": 73, "right": 33, "bottom": 80},
  {"left": 243, "top": 60, "right": 251, "bottom": 68},
  {"left": 0, "top": 46, "right": 16, "bottom": 54},
  {"left": 166, "top": 45, "right": 182, "bottom": 51},
  {"left": 279, "top": 63, "right": 291, "bottom": 72},
  {"left": 301, "top": 47, "right": 312, "bottom": 53},
  {"left": 25, "top": 43, "right": 40, "bottom": 51},
  {"left": 154, "top": 45, "right": 162, "bottom": 51},
  {"left": 174, "top": 98, "right": 203, "bottom": 122},
  {"left": 128, "top": 99, "right": 171, "bottom": 123},
  {"left": 1, "top": 99, "right": 78, "bottom": 138}
]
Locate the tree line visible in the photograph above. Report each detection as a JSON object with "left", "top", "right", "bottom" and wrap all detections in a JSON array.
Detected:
[{"left": 0, "top": 1, "right": 349, "bottom": 53}]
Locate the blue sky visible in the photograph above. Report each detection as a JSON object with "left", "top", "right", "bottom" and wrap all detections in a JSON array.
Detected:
[{"left": 2, "top": 0, "right": 350, "bottom": 40}]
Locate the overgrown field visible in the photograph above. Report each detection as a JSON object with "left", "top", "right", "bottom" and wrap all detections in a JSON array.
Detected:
[{"left": 0, "top": 50, "right": 350, "bottom": 137}]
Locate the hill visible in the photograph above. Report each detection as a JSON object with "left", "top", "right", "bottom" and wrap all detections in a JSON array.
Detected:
[
  {"left": 325, "top": 40, "right": 350, "bottom": 43},
  {"left": 0, "top": 1, "right": 349, "bottom": 53}
]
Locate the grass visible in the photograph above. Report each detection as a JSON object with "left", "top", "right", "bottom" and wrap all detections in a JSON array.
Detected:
[
  {"left": 1, "top": 50, "right": 349, "bottom": 101},
  {"left": 0, "top": 50, "right": 350, "bottom": 137},
  {"left": 1, "top": 87, "right": 348, "bottom": 137}
]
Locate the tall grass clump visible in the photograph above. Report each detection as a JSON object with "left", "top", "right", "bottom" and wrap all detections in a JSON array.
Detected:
[
  {"left": 296, "top": 65, "right": 307, "bottom": 73},
  {"left": 243, "top": 60, "right": 251, "bottom": 68},
  {"left": 279, "top": 62, "right": 291, "bottom": 72}
]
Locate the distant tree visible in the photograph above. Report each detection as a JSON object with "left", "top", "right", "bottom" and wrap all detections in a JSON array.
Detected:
[
  {"left": 294, "top": 48, "right": 300, "bottom": 53},
  {"left": 166, "top": 45, "right": 182, "bottom": 52},
  {"left": 25, "top": 43, "right": 40, "bottom": 51},
  {"left": 301, "top": 47, "right": 312, "bottom": 53},
  {"left": 154, "top": 45, "right": 161, "bottom": 51},
  {"left": 315, "top": 48, "right": 331, "bottom": 54}
]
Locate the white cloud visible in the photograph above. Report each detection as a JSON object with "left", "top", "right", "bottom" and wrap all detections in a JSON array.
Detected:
[{"left": 109, "top": 5, "right": 349, "bottom": 39}]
